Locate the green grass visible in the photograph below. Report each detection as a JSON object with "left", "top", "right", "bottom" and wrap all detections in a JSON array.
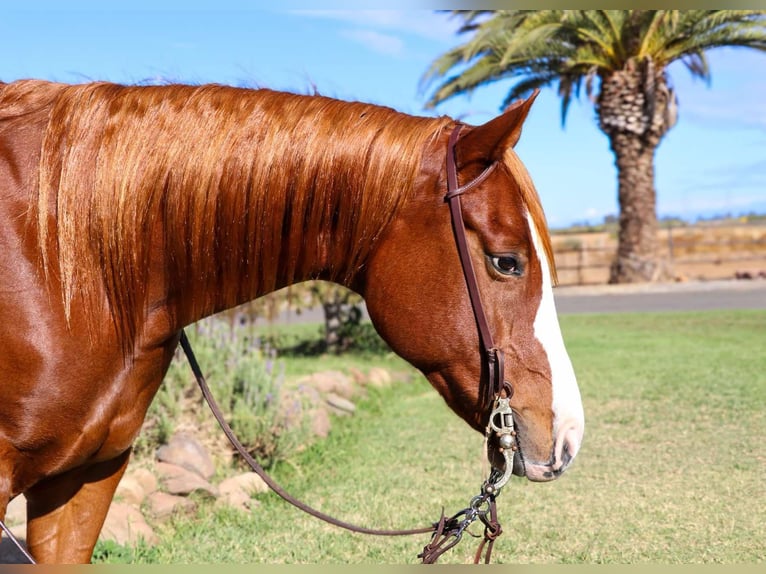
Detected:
[{"left": 100, "top": 310, "right": 766, "bottom": 564}]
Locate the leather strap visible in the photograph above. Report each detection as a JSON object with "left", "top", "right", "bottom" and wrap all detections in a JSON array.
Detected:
[
  {"left": 180, "top": 331, "right": 435, "bottom": 538},
  {"left": 445, "top": 125, "right": 508, "bottom": 409}
]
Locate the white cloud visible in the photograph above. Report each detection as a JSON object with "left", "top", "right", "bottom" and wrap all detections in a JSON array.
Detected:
[
  {"left": 291, "top": 10, "right": 460, "bottom": 43},
  {"left": 340, "top": 28, "right": 405, "bottom": 57}
]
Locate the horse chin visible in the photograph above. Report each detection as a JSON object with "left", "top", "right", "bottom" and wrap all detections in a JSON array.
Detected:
[
  {"left": 487, "top": 437, "right": 526, "bottom": 479},
  {"left": 489, "top": 442, "right": 561, "bottom": 483},
  {"left": 511, "top": 451, "right": 526, "bottom": 478}
]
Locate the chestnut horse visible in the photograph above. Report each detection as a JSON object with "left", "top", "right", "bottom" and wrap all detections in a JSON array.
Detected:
[{"left": 0, "top": 79, "right": 584, "bottom": 563}]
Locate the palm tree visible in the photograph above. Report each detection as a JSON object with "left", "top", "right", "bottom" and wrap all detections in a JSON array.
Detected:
[{"left": 422, "top": 10, "right": 766, "bottom": 283}]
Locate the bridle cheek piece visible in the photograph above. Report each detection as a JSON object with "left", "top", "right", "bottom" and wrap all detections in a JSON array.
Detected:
[
  {"left": 444, "top": 124, "right": 519, "bottom": 493},
  {"left": 418, "top": 125, "right": 522, "bottom": 563}
]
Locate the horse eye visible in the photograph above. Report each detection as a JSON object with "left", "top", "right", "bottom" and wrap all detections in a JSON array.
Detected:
[{"left": 489, "top": 255, "right": 522, "bottom": 277}]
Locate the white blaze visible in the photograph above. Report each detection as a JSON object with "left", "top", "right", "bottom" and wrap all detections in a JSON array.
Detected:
[{"left": 526, "top": 212, "right": 585, "bottom": 456}]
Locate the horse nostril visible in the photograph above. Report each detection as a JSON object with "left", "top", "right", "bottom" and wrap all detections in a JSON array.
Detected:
[
  {"left": 555, "top": 424, "right": 583, "bottom": 471},
  {"left": 559, "top": 440, "right": 573, "bottom": 467}
]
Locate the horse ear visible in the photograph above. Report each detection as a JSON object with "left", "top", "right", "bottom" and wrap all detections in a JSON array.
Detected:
[{"left": 456, "top": 88, "right": 539, "bottom": 168}]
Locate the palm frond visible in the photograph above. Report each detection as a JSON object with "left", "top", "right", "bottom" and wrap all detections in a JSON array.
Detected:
[{"left": 421, "top": 9, "right": 766, "bottom": 123}]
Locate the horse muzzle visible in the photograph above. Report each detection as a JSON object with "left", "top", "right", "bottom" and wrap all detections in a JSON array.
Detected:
[
  {"left": 519, "top": 420, "right": 583, "bottom": 482},
  {"left": 489, "top": 417, "right": 583, "bottom": 483}
]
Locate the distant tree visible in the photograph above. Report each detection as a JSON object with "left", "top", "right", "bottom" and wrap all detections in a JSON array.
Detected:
[
  {"left": 422, "top": 10, "right": 766, "bottom": 283},
  {"left": 234, "top": 282, "right": 364, "bottom": 354}
]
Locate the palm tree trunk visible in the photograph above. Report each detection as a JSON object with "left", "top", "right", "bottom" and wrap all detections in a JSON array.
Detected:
[
  {"left": 598, "top": 58, "right": 677, "bottom": 283},
  {"left": 608, "top": 132, "right": 662, "bottom": 282}
]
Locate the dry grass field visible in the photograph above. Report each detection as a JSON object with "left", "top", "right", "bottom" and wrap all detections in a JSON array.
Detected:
[{"left": 552, "top": 219, "right": 766, "bottom": 285}]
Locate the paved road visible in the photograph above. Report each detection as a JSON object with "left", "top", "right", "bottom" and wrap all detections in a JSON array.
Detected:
[
  {"left": 254, "top": 279, "right": 766, "bottom": 327},
  {"left": 554, "top": 279, "right": 766, "bottom": 314}
]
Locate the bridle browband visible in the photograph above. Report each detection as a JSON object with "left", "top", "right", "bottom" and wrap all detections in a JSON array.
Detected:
[{"left": 0, "top": 124, "right": 518, "bottom": 565}]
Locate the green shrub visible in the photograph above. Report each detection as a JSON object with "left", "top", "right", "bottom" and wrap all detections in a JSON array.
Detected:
[{"left": 134, "top": 315, "right": 303, "bottom": 469}]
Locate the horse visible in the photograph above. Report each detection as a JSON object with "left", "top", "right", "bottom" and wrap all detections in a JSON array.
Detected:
[{"left": 0, "top": 79, "right": 584, "bottom": 563}]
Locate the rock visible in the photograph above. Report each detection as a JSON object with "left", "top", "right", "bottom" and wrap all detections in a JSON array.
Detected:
[
  {"left": 367, "top": 367, "right": 392, "bottom": 388},
  {"left": 156, "top": 432, "right": 216, "bottom": 480},
  {"left": 310, "top": 405, "right": 331, "bottom": 438},
  {"left": 298, "top": 371, "right": 355, "bottom": 398},
  {"left": 146, "top": 491, "right": 196, "bottom": 519},
  {"left": 348, "top": 367, "right": 367, "bottom": 386},
  {"left": 99, "top": 502, "right": 158, "bottom": 546},
  {"left": 215, "top": 489, "right": 260, "bottom": 512},
  {"left": 218, "top": 472, "right": 268, "bottom": 497},
  {"left": 216, "top": 472, "right": 266, "bottom": 512},
  {"left": 155, "top": 462, "right": 219, "bottom": 498},
  {"left": 115, "top": 476, "right": 146, "bottom": 506},
  {"left": 131, "top": 467, "right": 158, "bottom": 496},
  {"left": 325, "top": 393, "right": 355, "bottom": 415}
]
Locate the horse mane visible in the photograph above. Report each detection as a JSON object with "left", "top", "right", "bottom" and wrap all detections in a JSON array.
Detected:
[
  {"left": 24, "top": 79, "right": 556, "bottom": 345},
  {"left": 33, "top": 81, "right": 451, "bottom": 342},
  {"left": 502, "top": 148, "right": 558, "bottom": 285}
]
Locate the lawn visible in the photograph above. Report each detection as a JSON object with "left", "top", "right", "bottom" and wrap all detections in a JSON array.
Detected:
[{"left": 101, "top": 309, "right": 766, "bottom": 564}]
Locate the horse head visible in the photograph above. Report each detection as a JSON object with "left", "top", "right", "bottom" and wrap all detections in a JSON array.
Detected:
[{"left": 361, "top": 92, "right": 585, "bottom": 482}]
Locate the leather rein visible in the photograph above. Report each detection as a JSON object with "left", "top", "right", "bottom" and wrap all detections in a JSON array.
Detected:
[{"left": 0, "top": 124, "right": 517, "bottom": 565}]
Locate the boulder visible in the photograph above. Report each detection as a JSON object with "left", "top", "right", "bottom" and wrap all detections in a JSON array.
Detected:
[
  {"left": 155, "top": 462, "right": 219, "bottom": 498},
  {"left": 131, "top": 467, "right": 159, "bottom": 496},
  {"left": 114, "top": 475, "right": 146, "bottom": 506},
  {"left": 216, "top": 472, "right": 267, "bottom": 512},
  {"left": 299, "top": 371, "right": 355, "bottom": 398},
  {"left": 325, "top": 393, "right": 356, "bottom": 415},
  {"left": 367, "top": 367, "right": 392, "bottom": 388},
  {"left": 99, "top": 502, "right": 158, "bottom": 546},
  {"left": 156, "top": 432, "right": 216, "bottom": 480},
  {"left": 146, "top": 491, "right": 196, "bottom": 519}
]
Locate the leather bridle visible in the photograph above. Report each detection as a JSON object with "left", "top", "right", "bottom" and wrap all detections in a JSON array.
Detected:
[{"left": 444, "top": 124, "right": 512, "bottom": 413}]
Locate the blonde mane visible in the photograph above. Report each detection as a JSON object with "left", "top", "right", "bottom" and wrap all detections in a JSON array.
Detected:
[
  {"left": 25, "top": 80, "right": 556, "bottom": 344},
  {"left": 503, "top": 147, "right": 558, "bottom": 285},
  {"left": 35, "top": 82, "right": 450, "bottom": 340}
]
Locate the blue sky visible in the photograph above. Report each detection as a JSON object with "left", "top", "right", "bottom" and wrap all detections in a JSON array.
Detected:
[{"left": 2, "top": 5, "right": 765, "bottom": 227}]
